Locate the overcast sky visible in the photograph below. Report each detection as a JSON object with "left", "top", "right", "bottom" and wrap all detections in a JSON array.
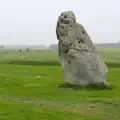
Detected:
[{"left": 0, "top": 0, "right": 120, "bottom": 46}]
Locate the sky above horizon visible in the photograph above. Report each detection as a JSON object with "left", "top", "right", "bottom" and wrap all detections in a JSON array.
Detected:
[{"left": 0, "top": 0, "right": 120, "bottom": 46}]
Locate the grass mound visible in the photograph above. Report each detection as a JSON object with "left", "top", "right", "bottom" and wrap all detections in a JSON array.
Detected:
[{"left": 8, "top": 60, "right": 61, "bottom": 66}]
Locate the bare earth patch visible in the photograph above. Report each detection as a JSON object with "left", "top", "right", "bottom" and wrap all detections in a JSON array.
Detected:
[{"left": 0, "top": 95, "right": 106, "bottom": 116}]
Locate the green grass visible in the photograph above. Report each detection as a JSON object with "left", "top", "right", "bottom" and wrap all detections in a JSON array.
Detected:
[
  {"left": 0, "top": 49, "right": 120, "bottom": 67},
  {"left": 0, "top": 50, "right": 59, "bottom": 63},
  {"left": 0, "top": 65, "right": 120, "bottom": 119},
  {"left": 0, "top": 49, "right": 120, "bottom": 119}
]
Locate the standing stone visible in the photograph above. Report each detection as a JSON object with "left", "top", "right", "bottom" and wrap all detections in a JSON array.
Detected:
[{"left": 56, "top": 11, "right": 109, "bottom": 86}]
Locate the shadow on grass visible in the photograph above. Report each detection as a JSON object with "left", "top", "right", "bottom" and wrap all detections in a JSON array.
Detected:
[
  {"left": 8, "top": 60, "right": 61, "bottom": 66},
  {"left": 58, "top": 82, "right": 114, "bottom": 91},
  {"left": 106, "top": 62, "right": 120, "bottom": 68},
  {"left": 0, "top": 60, "right": 120, "bottom": 68}
]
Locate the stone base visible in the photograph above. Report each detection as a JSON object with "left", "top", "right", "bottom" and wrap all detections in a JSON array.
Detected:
[{"left": 58, "top": 82, "right": 112, "bottom": 90}]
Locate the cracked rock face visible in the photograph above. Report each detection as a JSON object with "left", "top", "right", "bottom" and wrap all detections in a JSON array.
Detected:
[{"left": 56, "top": 11, "right": 108, "bottom": 85}]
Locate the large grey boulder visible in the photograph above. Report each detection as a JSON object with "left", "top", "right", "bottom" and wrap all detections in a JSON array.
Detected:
[{"left": 56, "top": 11, "right": 108, "bottom": 86}]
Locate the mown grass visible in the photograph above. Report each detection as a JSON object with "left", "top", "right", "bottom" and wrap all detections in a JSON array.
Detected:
[
  {"left": 0, "top": 48, "right": 120, "bottom": 64},
  {"left": 0, "top": 49, "right": 120, "bottom": 120}
]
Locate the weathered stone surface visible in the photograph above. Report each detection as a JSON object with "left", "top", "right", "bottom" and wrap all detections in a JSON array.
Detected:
[{"left": 56, "top": 11, "right": 108, "bottom": 85}]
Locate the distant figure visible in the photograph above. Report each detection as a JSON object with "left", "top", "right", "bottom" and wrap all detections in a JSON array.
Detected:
[
  {"left": 19, "top": 49, "right": 22, "bottom": 52},
  {"left": 26, "top": 48, "right": 30, "bottom": 52},
  {"left": 19, "top": 48, "right": 30, "bottom": 52}
]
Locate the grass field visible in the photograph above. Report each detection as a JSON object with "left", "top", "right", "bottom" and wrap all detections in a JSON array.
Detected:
[{"left": 0, "top": 49, "right": 120, "bottom": 120}]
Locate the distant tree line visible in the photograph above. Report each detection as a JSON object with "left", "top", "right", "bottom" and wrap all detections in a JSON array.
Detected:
[{"left": 49, "top": 43, "right": 120, "bottom": 49}]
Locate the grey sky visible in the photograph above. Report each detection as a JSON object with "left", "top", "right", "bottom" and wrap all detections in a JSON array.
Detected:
[{"left": 0, "top": 0, "right": 120, "bottom": 46}]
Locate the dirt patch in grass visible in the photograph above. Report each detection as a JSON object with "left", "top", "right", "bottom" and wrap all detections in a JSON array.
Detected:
[
  {"left": 0, "top": 94, "right": 120, "bottom": 119},
  {"left": 63, "top": 103, "right": 105, "bottom": 116},
  {"left": 0, "top": 95, "right": 106, "bottom": 116}
]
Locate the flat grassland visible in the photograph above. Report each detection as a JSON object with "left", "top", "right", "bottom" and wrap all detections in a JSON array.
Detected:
[{"left": 0, "top": 49, "right": 120, "bottom": 120}]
